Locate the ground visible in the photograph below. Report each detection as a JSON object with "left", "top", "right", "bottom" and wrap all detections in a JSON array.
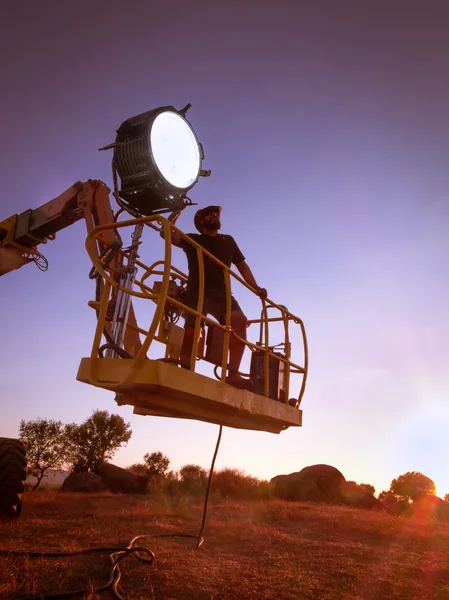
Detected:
[{"left": 1, "top": 492, "right": 449, "bottom": 599}]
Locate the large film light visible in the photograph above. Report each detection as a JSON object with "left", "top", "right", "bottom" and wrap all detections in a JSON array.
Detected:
[{"left": 113, "top": 105, "right": 209, "bottom": 216}]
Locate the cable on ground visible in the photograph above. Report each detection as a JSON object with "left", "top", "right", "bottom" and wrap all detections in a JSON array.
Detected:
[{"left": 1, "top": 425, "right": 223, "bottom": 600}]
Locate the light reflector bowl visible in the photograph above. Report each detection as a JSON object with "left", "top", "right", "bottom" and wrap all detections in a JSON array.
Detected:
[
  {"left": 113, "top": 105, "right": 204, "bottom": 215},
  {"left": 150, "top": 111, "right": 201, "bottom": 189}
]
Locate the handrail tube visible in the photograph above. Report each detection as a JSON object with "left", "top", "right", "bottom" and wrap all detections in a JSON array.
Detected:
[
  {"left": 133, "top": 219, "right": 172, "bottom": 368},
  {"left": 190, "top": 244, "right": 205, "bottom": 370},
  {"left": 142, "top": 260, "right": 188, "bottom": 284},
  {"left": 262, "top": 299, "right": 269, "bottom": 398},
  {"left": 221, "top": 268, "right": 232, "bottom": 382}
]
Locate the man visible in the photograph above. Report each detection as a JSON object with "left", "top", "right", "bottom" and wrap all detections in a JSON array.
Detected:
[{"left": 165, "top": 205, "right": 267, "bottom": 388}]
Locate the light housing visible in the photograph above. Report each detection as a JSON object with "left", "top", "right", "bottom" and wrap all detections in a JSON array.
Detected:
[{"left": 113, "top": 105, "right": 208, "bottom": 216}]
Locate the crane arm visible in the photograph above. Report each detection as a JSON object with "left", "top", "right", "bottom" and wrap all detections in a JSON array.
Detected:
[
  {"left": 0, "top": 180, "right": 120, "bottom": 276},
  {"left": 0, "top": 179, "right": 143, "bottom": 357}
]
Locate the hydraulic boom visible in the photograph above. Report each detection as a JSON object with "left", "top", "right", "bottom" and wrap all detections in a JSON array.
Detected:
[{"left": 0, "top": 180, "right": 120, "bottom": 276}]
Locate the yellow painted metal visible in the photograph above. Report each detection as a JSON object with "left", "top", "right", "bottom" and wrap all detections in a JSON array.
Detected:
[
  {"left": 159, "top": 320, "right": 184, "bottom": 360},
  {"left": 77, "top": 358, "right": 302, "bottom": 434},
  {"left": 79, "top": 214, "right": 308, "bottom": 433},
  {"left": 0, "top": 215, "right": 36, "bottom": 273},
  {"left": 0, "top": 215, "right": 19, "bottom": 244}
]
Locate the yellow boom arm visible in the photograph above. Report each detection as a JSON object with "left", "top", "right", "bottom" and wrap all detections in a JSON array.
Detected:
[{"left": 0, "top": 180, "right": 120, "bottom": 276}]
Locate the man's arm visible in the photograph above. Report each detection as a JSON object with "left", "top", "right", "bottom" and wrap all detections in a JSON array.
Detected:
[{"left": 235, "top": 261, "right": 267, "bottom": 299}]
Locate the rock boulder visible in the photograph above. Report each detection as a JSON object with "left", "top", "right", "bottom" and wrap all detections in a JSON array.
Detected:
[
  {"left": 61, "top": 472, "right": 106, "bottom": 493},
  {"left": 98, "top": 463, "right": 149, "bottom": 494},
  {"left": 271, "top": 464, "right": 346, "bottom": 503}
]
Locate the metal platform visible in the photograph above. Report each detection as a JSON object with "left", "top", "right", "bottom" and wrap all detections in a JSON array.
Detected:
[{"left": 77, "top": 358, "right": 302, "bottom": 434}]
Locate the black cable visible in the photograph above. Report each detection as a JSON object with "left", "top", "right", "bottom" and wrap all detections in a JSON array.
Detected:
[
  {"left": 196, "top": 425, "right": 223, "bottom": 549},
  {"left": 32, "top": 251, "right": 49, "bottom": 272},
  {"left": 1, "top": 546, "right": 124, "bottom": 558},
  {"left": 88, "top": 243, "right": 121, "bottom": 280},
  {"left": 98, "top": 343, "right": 133, "bottom": 359},
  {"left": 113, "top": 208, "right": 125, "bottom": 223},
  {"left": 1, "top": 543, "right": 154, "bottom": 600},
  {"left": 3, "top": 533, "right": 202, "bottom": 600},
  {"left": 2, "top": 428, "right": 224, "bottom": 599}
]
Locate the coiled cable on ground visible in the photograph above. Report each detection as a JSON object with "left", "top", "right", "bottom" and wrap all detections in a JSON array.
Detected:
[{"left": 1, "top": 425, "right": 223, "bottom": 600}]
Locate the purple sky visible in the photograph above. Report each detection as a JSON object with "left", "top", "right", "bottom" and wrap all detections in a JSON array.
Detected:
[{"left": 1, "top": 1, "right": 449, "bottom": 496}]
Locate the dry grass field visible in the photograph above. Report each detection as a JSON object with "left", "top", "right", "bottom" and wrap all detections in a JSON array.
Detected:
[{"left": 1, "top": 491, "right": 449, "bottom": 600}]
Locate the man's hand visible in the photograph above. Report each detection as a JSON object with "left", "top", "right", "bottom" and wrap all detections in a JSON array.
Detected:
[
  {"left": 257, "top": 287, "right": 268, "bottom": 300},
  {"left": 235, "top": 261, "right": 267, "bottom": 299}
]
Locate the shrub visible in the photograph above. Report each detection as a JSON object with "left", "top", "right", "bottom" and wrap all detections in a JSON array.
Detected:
[{"left": 211, "top": 468, "right": 270, "bottom": 500}]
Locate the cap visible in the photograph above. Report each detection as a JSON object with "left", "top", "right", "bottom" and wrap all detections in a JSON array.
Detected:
[{"left": 194, "top": 205, "right": 222, "bottom": 233}]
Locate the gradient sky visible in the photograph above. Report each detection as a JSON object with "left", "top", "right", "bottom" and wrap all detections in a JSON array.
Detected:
[{"left": 1, "top": 1, "right": 449, "bottom": 497}]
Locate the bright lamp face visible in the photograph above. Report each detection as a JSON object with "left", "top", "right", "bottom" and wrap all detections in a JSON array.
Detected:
[{"left": 150, "top": 112, "right": 201, "bottom": 189}]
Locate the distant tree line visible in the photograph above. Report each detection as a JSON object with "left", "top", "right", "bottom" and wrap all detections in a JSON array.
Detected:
[
  {"left": 18, "top": 415, "right": 449, "bottom": 505},
  {"left": 127, "top": 453, "right": 274, "bottom": 500}
]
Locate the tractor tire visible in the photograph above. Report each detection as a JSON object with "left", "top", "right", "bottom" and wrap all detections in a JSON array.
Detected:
[{"left": 0, "top": 438, "right": 27, "bottom": 520}]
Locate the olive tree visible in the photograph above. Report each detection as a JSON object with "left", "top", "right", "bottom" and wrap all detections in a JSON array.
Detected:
[
  {"left": 143, "top": 451, "right": 170, "bottom": 478},
  {"left": 65, "top": 410, "right": 132, "bottom": 474},
  {"left": 390, "top": 471, "right": 436, "bottom": 501},
  {"left": 179, "top": 464, "right": 208, "bottom": 494},
  {"left": 127, "top": 451, "right": 170, "bottom": 479},
  {"left": 19, "top": 418, "right": 67, "bottom": 491}
]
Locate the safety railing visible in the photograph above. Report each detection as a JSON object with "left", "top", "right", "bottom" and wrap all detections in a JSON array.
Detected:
[{"left": 84, "top": 215, "right": 308, "bottom": 406}]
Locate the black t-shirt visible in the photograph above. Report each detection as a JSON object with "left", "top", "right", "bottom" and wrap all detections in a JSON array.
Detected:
[{"left": 178, "top": 233, "right": 245, "bottom": 297}]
